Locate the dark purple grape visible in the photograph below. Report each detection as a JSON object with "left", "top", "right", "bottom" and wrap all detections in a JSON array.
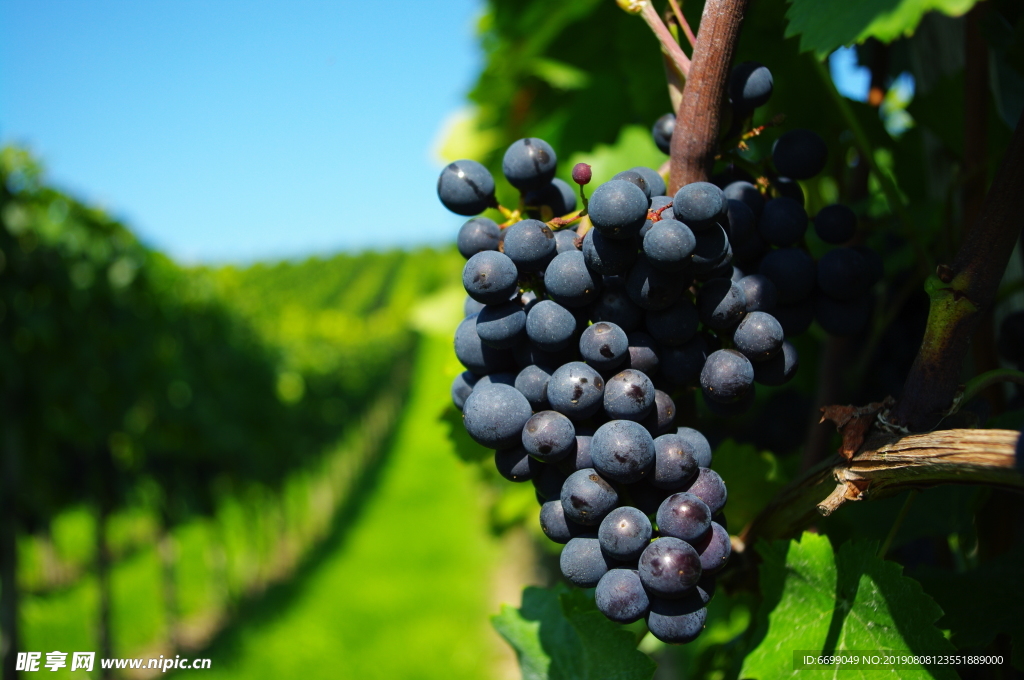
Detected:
[
  {"left": 733, "top": 311, "right": 784, "bottom": 362},
  {"left": 524, "top": 178, "right": 577, "bottom": 219},
  {"left": 630, "top": 166, "right": 667, "bottom": 197},
  {"left": 596, "top": 569, "right": 650, "bottom": 623},
  {"left": 438, "top": 159, "right": 496, "bottom": 216},
  {"left": 588, "top": 180, "right": 650, "bottom": 240},
  {"left": 625, "top": 331, "right": 660, "bottom": 375},
  {"left": 454, "top": 314, "right": 515, "bottom": 375},
  {"left": 675, "top": 427, "right": 712, "bottom": 468},
  {"left": 753, "top": 340, "right": 799, "bottom": 386},
  {"left": 464, "top": 296, "right": 486, "bottom": 318},
  {"left": 817, "top": 247, "right": 869, "bottom": 301},
  {"left": 598, "top": 506, "right": 653, "bottom": 561},
  {"left": 457, "top": 217, "right": 501, "bottom": 259},
  {"left": 544, "top": 250, "right": 600, "bottom": 308},
  {"left": 645, "top": 297, "right": 701, "bottom": 348},
  {"left": 697, "top": 278, "right": 747, "bottom": 330},
  {"left": 591, "top": 419, "right": 656, "bottom": 483},
  {"left": 691, "top": 521, "right": 731, "bottom": 574},
  {"left": 700, "top": 349, "right": 754, "bottom": 404},
  {"left": 774, "top": 176, "right": 805, "bottom": 205},
  {"left": 684, "top": 468, "right": 727, "bottom": 515},
  {"left": 673, "top": 182, "right": 726, "bottom": 231},
  {"left": 643, "top": 219, "right": 696, "bottom": 273},
  {"left": 737, "top": 274, "right": 778, "bottom": 313},
  {"left": 641, "top": 390, "right": 676, "bottom": 436},
  {"left": 560, "top": 468, "right": 619, "bottom": 525},
  {"left": 758, "top": 248, "right": 816, "bottom": 304},
  {"left": 522, "top": 410, "right": 576, "bottom": 462},
  {"left": 560, "top": 535, "right": 615, "bottom": 587},
  {"left": 495, "top": 446, "right": 538, "bottom": 482},
  {"left": 474, "top": 372, "right": 516, "bottom": 390},
  {"left": 582, "top": 227, "right": 638, "bottom": 275},
  {"left": 451, "top": 371, "right": 479, "bottom": 411},
  {"left": 603, "top": 369, "right": 656, "bottom": 422},
  {"left": 503, "top": 138, "right": 557, "bottom": 191},
  {"left": 476, "top": 302, "right": 527, "bottom": 349},
  {"left": 579, "top": 321, "right": 629, "bottom": 371},
  {"left": 772, "top": 128, "right": 828, "bottom": 180},
  {"left": 814, "top": 204, "right": 857, "bottom": 244},
  {"left": 758, "top": 197, "right": 808, "bottom": 247},
  {"left": 646, "top": 590, "right": 707, "bottom": 643},
  {"left": 503, "top": 219, "right": 556, "bottom": 273},
  {"left": 611, "top": 170, "right": 652, "bottom": 202},
  {"left": 626, "top": 255, "right": 685, "bottom": 311},
  {"left": 526, "top": 300, "right": 577, "bottom": 352},
  {"left": 657, "top": 492, "right": 712, "bottom": 542},
  {"left": 638, "top": 537, "right": 703, "bottom": 598},
  {"left": 572, "top": 162, "right": 592, "bottom": 185},
  {"left": 703, "top": 383, "right": 756, "bottom": 417},
  {"left": 590, "top": 279, "right": 644, "bottom": 332},
  {"left": 553, "top": 228, "right": 580, "bottom": 253},
  {"left": 540, "top": 500, "right": 587, "bottom": 544},
  {"left": 547, "top": 361, "right": 605, "bottom": 420},
  {"left": 651, "top": 434, "right": 699, "bottom": 490},
  {"left": 515, "top": 364, "right": 551, "bottom": 410},
  {"left": 729, "top": 61, "right": 773, "bottom": 110},
  {"left": 724, "top": 198, "right": 757, "bottom": 244},
  {"left": 462, "top": 251, "right": 519, "bottom": 305},
  {"left": 723, "top": 181, "right": 764, "bottom": 216},
  {"left": 462, "top": 383, "right": 533, "bottom": 449},
  {"left": 652, "top": 113, "right": 675, "bottom": 154},
  {"left": 690, "top": 224, "right": 730, "bottom": 272}
]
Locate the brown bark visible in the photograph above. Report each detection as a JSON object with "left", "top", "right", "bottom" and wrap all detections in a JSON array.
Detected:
[{"left": 668, "top": 0, "right": 749, "bottom": 192}]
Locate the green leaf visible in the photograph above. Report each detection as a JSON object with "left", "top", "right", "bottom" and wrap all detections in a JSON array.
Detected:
[
  {"left": 710, "top": 439, "right": 787, "bottom": 531},
  {"left": 784, "top": 0, "right": 979, "bottom": 58},
  {"left": 741, "top": 532, "right": 957, "bottom": 679},
  {"left": 492, "top": 584, "right": 656, "bottom": 680}
]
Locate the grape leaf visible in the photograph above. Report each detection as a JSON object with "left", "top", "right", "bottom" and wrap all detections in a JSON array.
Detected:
[
  {"left": 492, "top": 584, "right": 656, "bottom": 680},
  {"left": 710, "top": 439, "right": 786, "bottom": 531},
  {"left": 784, "top": 0, "right": 978, "bottom": 59},
  {"left": 740, "top": 532, "right": 957, "bottom": 679}
]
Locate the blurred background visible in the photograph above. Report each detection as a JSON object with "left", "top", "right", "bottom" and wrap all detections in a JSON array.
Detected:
[{"left": 3, "top": 0, "right": 1022, "bottom": 678}]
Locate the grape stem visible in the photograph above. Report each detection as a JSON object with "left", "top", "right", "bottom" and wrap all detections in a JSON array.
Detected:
[
  {"left": 637, "top": 2, "right": 691, "bottom": 78},
  {"left": 665, "top": 0, "right": 697, "bottom": 48},
  {"left": 668, "top": 0, "right": 750, "bottom": 191},
  {"left": 889, "top": 109, "right": 1024, "bottom": 431},
  {"left": 960, "top": 369, "right": 1024, "bottom": 409}
]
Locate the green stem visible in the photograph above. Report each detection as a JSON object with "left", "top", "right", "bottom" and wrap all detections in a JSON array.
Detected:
[{"left": 962, "top": 368, "right": 1024, "bottom": 406}]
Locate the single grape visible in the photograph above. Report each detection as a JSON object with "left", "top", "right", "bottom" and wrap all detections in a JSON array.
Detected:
[
  {"left": 646, "top": 591, "right": 707, "bottom": 643},
  {"left": 772, "top": 129, "right": 828, "bottom": 180},
  {"left": 733, "top": 311, "right": 784, "bottom": 362},
  {"left": 464, "top": 296, "right": 485, "bottom": 318},
  {"left": 598, "top": 506, "right": 653, "bottom": 561},
  {"left": 729, "top": 61, "right": 773, "bottom": 110},
  {"left": 503, "top": 218, "right": 556, "bottom": 273},
  {"left": 572, "top": 162, "right": 592, "bottom": 185},
  {"left": 603, "top": 369, "right": 656, "bottom": 422},
  {"left": 737, "top": 274, "right": 778, "bottom": 313},
  {"left": 611, "top": 169, "right": 652, "bottom": 201},
  {"left": 817, "top": 247, "right": 869, "bottom": 301},
  {"left": 596, "top": 569, "right": 650, "bottom": 623},
  {"left": 690, "top": 223, "right": 730, "bottom": 273},
  {"left": 630, "top": 166, "right": 667, "bottom": 197},
  {"left": 540, "top": 500, "right": 587, "bottom": 544},
  {"left": 638, "top": 537, "right": 702, "bottom": 598},
  {"left": 697, "top": 278, "right": 747, "bottom": 330},
  {"left": 814, "top": 203, "right": 857, "bottom": 244},
  {"left": 457, "top": 217, "right": 501, "bottom": 259},
  {"left": 503, "top": 137, "right": 557, "bottom": 191},
  {"left": 643, "top": 219, "right": 696, "bottom": 273},
  {"left": 544, "top": 250, "right": 600, "bottom": 308},
  {"left": 495, "top": 446, "right": 538, "bottom": 482},
  {"left": 591, "top": 419, "right": 656, "bottom": 483},
  {"left": 588, "top": 180, "right": 650, "bottom": 240},
  {"left": 560, "top": 535, "right": 615, "bottom": 588},
  {"left": 451, "top": 371, "right": 479, "bottom": 411},
  {"left": 700, "top": 349, "right": 754, "bottom": 404},
  {"left": 553, "top": 228, "right": 580, "bottom": 253},
  {"left": 684, "top": 468, "right": 727, "bottom": 515},
  {"left": 691, "top": 521, "right": 731, "bottom": 574},
  {"left": 579, "top": 321, "right": 629, "bottom": 371},
  {"left": 526, "top": 299, "right": 577, "bottom": 352},
  {"left": 724, "top": 198, "right": 757, "bottom": 243},
  {"left": 723, "top": 180, "right": 764, "bottom": 216},
  {"left": 651, "top": 433, "right": 699, "bottom": 490},
  {"left": 560, "top": 468, "right": 619, "bottom": 525},
  {"left": 582, "top": 227, "right": 638, "bottom": 275},
  {"left": 463, "top": 250, "right": 519, "bottom": 305},
  {"left": 652, "top": 113, "right": 675, "bottom": 154},
  {"left": 758, "top": 247, "right": 816, "bottom": 304},
  {"left": 758, "top": 197, "right": 808, "bottom": 247},
  {"left": 476, "top": 302, "right": 527, "bottom": 349},
  {"left": 462, "top": 383, "right": 533, "bottom": 449},
  {"left": 524, "top": 178, "right": 577, "bottom": 219},
  {"left": 672, "top": 182, "right": 726, "bottom": 230},
  {"left": 675, "top": 427, "right": 712, "bottom": 468},
  {"left": 522, "top": 410, "right": 576, "bottom": 462},
  {"left": 753, "top": 340, "right": 799, "bottom": 386},
  {"left": 437, "top": 159, "right": 496, "bottom": 216},
  {"left": 454, "top": 314, "right": 515, "bottom": 375},
  {"left": 641, "top": 389, "right": 676, "bottom": 437},
  {"left": 774, "top": 176, "right": 805, "bottom": 205},
  {"left": 547, "top": 361, "right": 606, "bottom": 420},
  {"left": 625, "top": 331, "right": 660, "bottom": 375},
  {"left": 515, "top": 364, "right": 552, "bottom": 410},
  {"left": 657, "top": 492, "right": 712, "bottom": 542}
]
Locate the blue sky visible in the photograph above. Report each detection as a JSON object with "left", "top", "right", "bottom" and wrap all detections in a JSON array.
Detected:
[{"left": 1, "top": 0, "right": 482, "bottom": 263}]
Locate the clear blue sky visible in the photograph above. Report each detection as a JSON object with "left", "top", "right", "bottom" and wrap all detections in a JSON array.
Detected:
[{"left": 1, "top": 0, "right": 482, "bottom": 263}]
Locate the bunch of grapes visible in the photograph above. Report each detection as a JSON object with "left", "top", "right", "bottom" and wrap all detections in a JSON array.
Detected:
[{"left": 436, "top": 60, "right": 880, "bottom": 644}]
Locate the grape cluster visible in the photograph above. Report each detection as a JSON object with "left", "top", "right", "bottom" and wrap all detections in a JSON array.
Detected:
[{"left": 653, "top": 62, "right": 883, "bottom": 340}]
